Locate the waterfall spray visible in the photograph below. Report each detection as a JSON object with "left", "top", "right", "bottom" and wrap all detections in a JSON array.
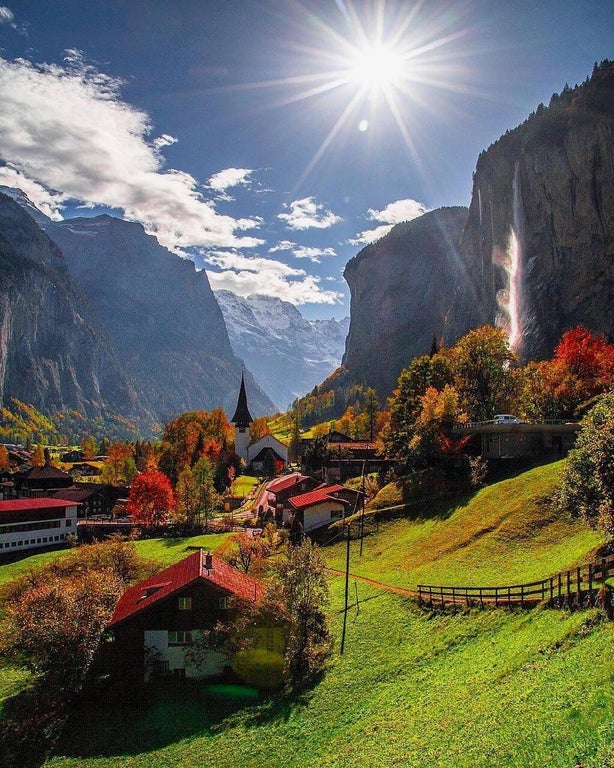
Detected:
[{"left": 508, "top": 162, "right": 524, "bottom": 353}]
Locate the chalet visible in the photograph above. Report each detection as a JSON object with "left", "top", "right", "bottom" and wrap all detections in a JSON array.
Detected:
[
  {"left": 453, "top": 421, "right": 581, "bottom": 459},
  {"left": 13, "top": 465, "right": 73, "bottom": 497},
  {"left": 288, "top": 484, "right": 362, "bottom": 534},
  {"left": 267, "top": 473, "right": 320, "bottom": 525},
  {"left": 51, "top": 484, "right": 113, "bottom": 518},
  {"left": 0, "top": 497, "right": 78, "bottom": 554},
  {"left": 67, "top": 461, "right": 103, "bottom": 478},
  {"left": 106, "top": 550, "right": 264, "bottom": 682}
]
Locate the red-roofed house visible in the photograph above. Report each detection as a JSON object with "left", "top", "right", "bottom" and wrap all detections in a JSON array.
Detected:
[
  {"left": 0, "top": 498, "right": 78, "bottom": 554},
  {"left": 288, "top": 484, "right": 361, "bottom": 534},
  {"left": 106, "top": 550, "right": 265, "bottom": 681},
  {"left": 267, "top": 473, "right": 319, "bottom": 525}
]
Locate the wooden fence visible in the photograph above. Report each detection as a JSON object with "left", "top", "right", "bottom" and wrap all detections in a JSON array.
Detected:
[{"left": 417, "top": 554, "right": 614, "bottom": 610}]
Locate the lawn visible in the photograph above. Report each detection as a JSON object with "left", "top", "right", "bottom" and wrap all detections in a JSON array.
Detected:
[
  {"left": 46, "top": 580, "right": 614, "bottom": 768},
  {"left": 231, "top": 475, "right": 260, "bottom": 498},
  {"left": 325, "top": 461, "right": 604, "bottom": 589}
]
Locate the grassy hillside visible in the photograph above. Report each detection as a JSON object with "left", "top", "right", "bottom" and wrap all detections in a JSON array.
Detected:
[
  {"left": 3, "top": 462, "right": 613, "bottom": 767},
  {"left": 47, "top": 583, "right": 614, "bottom": 768},
  {"left": 325, "top": 461, "right": 603, "bottom": 588}
]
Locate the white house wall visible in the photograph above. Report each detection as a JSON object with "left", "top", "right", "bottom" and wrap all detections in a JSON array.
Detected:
[
  {"left": 303, "top": 501, "right": 345, "bottom": 533},
  {"left": 0, "top": 505, "right": 78, "bottom": 553},
  {"left": 144, "top": 629, "right": 227, "bottom": 680},
  {"left": 248, "top": 435, "right": 288, "bottom": 463}
]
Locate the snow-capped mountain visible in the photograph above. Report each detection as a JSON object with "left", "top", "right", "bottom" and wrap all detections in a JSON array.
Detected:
[{"left": 215, "top": 291, "right": 349, "bottom": 411}]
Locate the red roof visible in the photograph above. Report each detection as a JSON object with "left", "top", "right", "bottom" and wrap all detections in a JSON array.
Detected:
[
  {"left": 109, "top": 550, "right": 264, "bottom": 627},
  {"left": 267, "top": 473, "right": 309, "bottom": 494},
  {"left": 288, "top": 484, "right": 351, "bottom": 512},
  {"left": 0, "top": 498, "right": 79, "bottom": 513}
]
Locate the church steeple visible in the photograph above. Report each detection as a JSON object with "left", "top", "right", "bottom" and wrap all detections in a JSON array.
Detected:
[
  {"left": 231, "top": 372, "right": 253, "bottom": 428},
  {"left": 232, "top": 372, "right": 253, "bottom": 463}
]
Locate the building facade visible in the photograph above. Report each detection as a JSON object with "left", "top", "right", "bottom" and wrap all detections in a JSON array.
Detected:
[{"left": 0, "top": 498, "right": 78, "bottom": 554}]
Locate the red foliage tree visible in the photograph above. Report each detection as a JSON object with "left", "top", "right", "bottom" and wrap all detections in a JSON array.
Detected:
[
  {"left": 554, "top": 326, "right": 614, "bottom": 398},
  {"left": 126, "top": 469, "right": 175, "bottom": 527}
]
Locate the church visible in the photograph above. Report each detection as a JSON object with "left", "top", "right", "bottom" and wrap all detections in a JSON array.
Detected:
[{"left": 231, "top": 374, "right": 288, "bottom": 474}]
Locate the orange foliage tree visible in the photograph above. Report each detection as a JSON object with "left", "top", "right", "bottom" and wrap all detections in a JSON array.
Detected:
[{"left": 127, "top": 469, "right": 175, "bottom": 527}]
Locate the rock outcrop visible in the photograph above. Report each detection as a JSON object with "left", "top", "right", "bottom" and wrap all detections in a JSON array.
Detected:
[{"left": 342, "top": 206, "right": 485, "bottom": 397}]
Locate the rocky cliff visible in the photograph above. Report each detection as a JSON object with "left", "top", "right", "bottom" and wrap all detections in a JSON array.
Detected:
[
  {"left": 215, "top": 290, "right": 349, "bottom": 410},
  {"left": 462, "top": 60, "right": 613, "bottom": 360},
  {"left": 0, "top": 192, "right": 143, "bottom": 420},
  {"left": 45, "top": 215, "right": 274, "bottom": 421},
  {"left": 342, "top": 206, "right": 485, "bottom": 397}
]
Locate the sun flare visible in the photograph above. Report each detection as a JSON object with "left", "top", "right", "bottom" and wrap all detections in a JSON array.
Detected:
[{"left": 347, "top": 44, "right": 406, "bottom": 92}]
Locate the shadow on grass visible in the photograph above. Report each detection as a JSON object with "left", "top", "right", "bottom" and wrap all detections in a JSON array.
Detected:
[{"left": 49, "top": 675, "right": 312, "bottom": 762}]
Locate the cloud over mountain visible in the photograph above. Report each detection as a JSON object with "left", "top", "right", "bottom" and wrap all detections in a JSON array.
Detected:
[
  {"left": 350, "top": 198, "right": 429, "bottom": 245},
  {"left": 278, "top": 196, "right": 342, "bottom": 230},
  {"left": 0, "top": 53, "right": 262, "bottom": 252}
]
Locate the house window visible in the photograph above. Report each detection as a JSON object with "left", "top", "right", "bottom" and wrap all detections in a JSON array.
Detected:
[
  {"left": 218, "top": 596, "right": 230, "bottom": 609},
  {"left": 168, "top": 630, "right": 192, "bottom": 646},
  {"left": 66, "top": 519, "right": 72, "bottom": 526},
  {"left": 173, "top": 668, "right": 186, "bottom": 678},
  {"left": 178, "top": 597, "right": 192, "bottom": 611}
]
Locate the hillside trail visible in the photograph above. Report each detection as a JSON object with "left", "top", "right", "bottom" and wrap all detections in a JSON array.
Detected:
[{"left": 326, "top": 567, "right": 420, "bottom": 598}]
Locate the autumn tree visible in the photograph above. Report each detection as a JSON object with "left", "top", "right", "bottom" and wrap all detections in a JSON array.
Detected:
[
  {"left": 451, "top": 326, "right": 518, "bottom": 421},
  {"left": 249, "top": 417, "right": 272, "bottom": 443},
  {"left": 101, "top": 443, "right": 136, "bottom": 486},
  {"left": 0, "top": 444, "right": 10, "bottom": 470},
  {"left": 275, "top": 539, "right": 332, "bottom": 689},
  {"left": 126, "top": 469, "right": 175, "bottom": 528},
  {"left": 80, "top": 436, "right": 98, "bottom": 460},
  {"left": 31, "top": 444, "right": 45, "bottom": 467},
  {"left": 225, "top": 530, "right": 271, "bottom": 574},
  {"left": 559, "top": 392, "right": 614, "bottom": 538}
]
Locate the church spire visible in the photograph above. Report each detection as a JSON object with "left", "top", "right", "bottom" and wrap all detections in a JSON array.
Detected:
[{"left": 231, "top": 371, "right": 253, "bottom": 427}]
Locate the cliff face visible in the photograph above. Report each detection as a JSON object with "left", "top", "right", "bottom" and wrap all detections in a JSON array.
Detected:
[
  {"left": 462, "top": 61, "right": 614, "bottom": 359},
  {"left": 0, "top": 193, "right": 142, "bottom": 419},
  {"left": 342, "top": 206, "right": 485, "bottom": 397},
  {"left": 45, "top": 216, "right": 275, "bottom": 420}
]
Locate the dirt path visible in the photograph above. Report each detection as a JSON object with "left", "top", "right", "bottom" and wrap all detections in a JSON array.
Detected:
[{"left": 326, "top": 568, "right": 420, "bottom": 598}]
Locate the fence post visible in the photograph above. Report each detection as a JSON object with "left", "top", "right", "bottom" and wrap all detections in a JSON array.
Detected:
[
  {"left": 602, "top": 557, "right": 608, "bottom": 584},
  {"left": 566, "top": 570, "right": 572, "bottom": 607},
  {"left": 479, "top": 587, "right": 484, "bottom": 610},
  {"left": 451, "top": 587, "right": 456, "bottom": 607},
  {"left": 549, "top": 577, "right": 554, "bottom": 605},
  {"left": 588, "top": 564, "right": 593, "bottom": 605},
  {"left": 495, "top": 587, "right": 498, "bottom": 608},
  {"left": 440, "top": 586, "right": 444, "bottom": 608},
  {"left": 520, "top": 584, "right": 524, "bottom": 608},
  {"left": 557, "top": 573, "right": 562, "bottom": 606},
  {"left": 576, "top": 567, "right": 582, "bottom": 607}
]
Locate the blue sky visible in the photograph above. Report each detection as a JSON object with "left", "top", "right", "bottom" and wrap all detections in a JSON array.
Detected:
[{"left": 0, "top": 1, "right": 611, "bottom": 319}]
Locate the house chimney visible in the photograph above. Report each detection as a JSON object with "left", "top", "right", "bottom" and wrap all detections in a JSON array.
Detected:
[{"left": 204, "top": 552, "right": 213, "bottom": 573}]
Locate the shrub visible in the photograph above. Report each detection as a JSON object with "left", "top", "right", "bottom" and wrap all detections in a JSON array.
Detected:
[{"left": 233, "top": 648, "right": 286, "bottom": 689}]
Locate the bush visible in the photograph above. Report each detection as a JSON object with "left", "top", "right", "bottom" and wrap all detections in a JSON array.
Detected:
[{"left": 233, "top": 648, "right": 286, "bottom": 690}]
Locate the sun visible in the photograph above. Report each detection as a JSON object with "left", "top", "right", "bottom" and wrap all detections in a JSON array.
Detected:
[{"left": 347, "top": 44, "right": 406, "bottom": 93}]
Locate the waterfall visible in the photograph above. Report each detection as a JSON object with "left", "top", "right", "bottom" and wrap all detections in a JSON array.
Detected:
[{"left": 508, "top": 162, "right": 524, "bottom": 353}]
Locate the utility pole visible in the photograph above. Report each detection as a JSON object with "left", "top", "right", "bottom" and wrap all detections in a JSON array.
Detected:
[
  {"left": 340, "top": 519, "right": 351, "bottom": 655},
  {"left": 359, "top": 460, "right": 366, "bottom": 557}
]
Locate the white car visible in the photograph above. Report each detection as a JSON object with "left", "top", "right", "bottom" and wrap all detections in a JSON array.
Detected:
[{"left": 493, "top": 414, "right": 522, "bottom": 424}]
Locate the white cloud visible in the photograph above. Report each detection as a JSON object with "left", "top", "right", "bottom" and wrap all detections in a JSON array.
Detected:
[
  {"left": 268, "top": 240, "right": 296, "bottom": 253},
  {"left": 278, "top": 196, "right": 342, "bottom": 230},
  {"left": 268, "top": 240, "right": 336, "bottom": 263},
  {"left": 349, "top": 198, "right": 428, "bottom": 245},
  {"left": 203, "top": 250, "right": 343, "bottom": 306},
  {"left": 152, "top": 133, "right": 178, "bottom": 150},
  {"left": 207, "top": 167, "right": 254, "bottom": 192},
  {"left": 0, "top": 55, "right": 263, "bottom": 252},
  {"left": 0, "top": 6, "right": 13, "bottom": 23}
]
